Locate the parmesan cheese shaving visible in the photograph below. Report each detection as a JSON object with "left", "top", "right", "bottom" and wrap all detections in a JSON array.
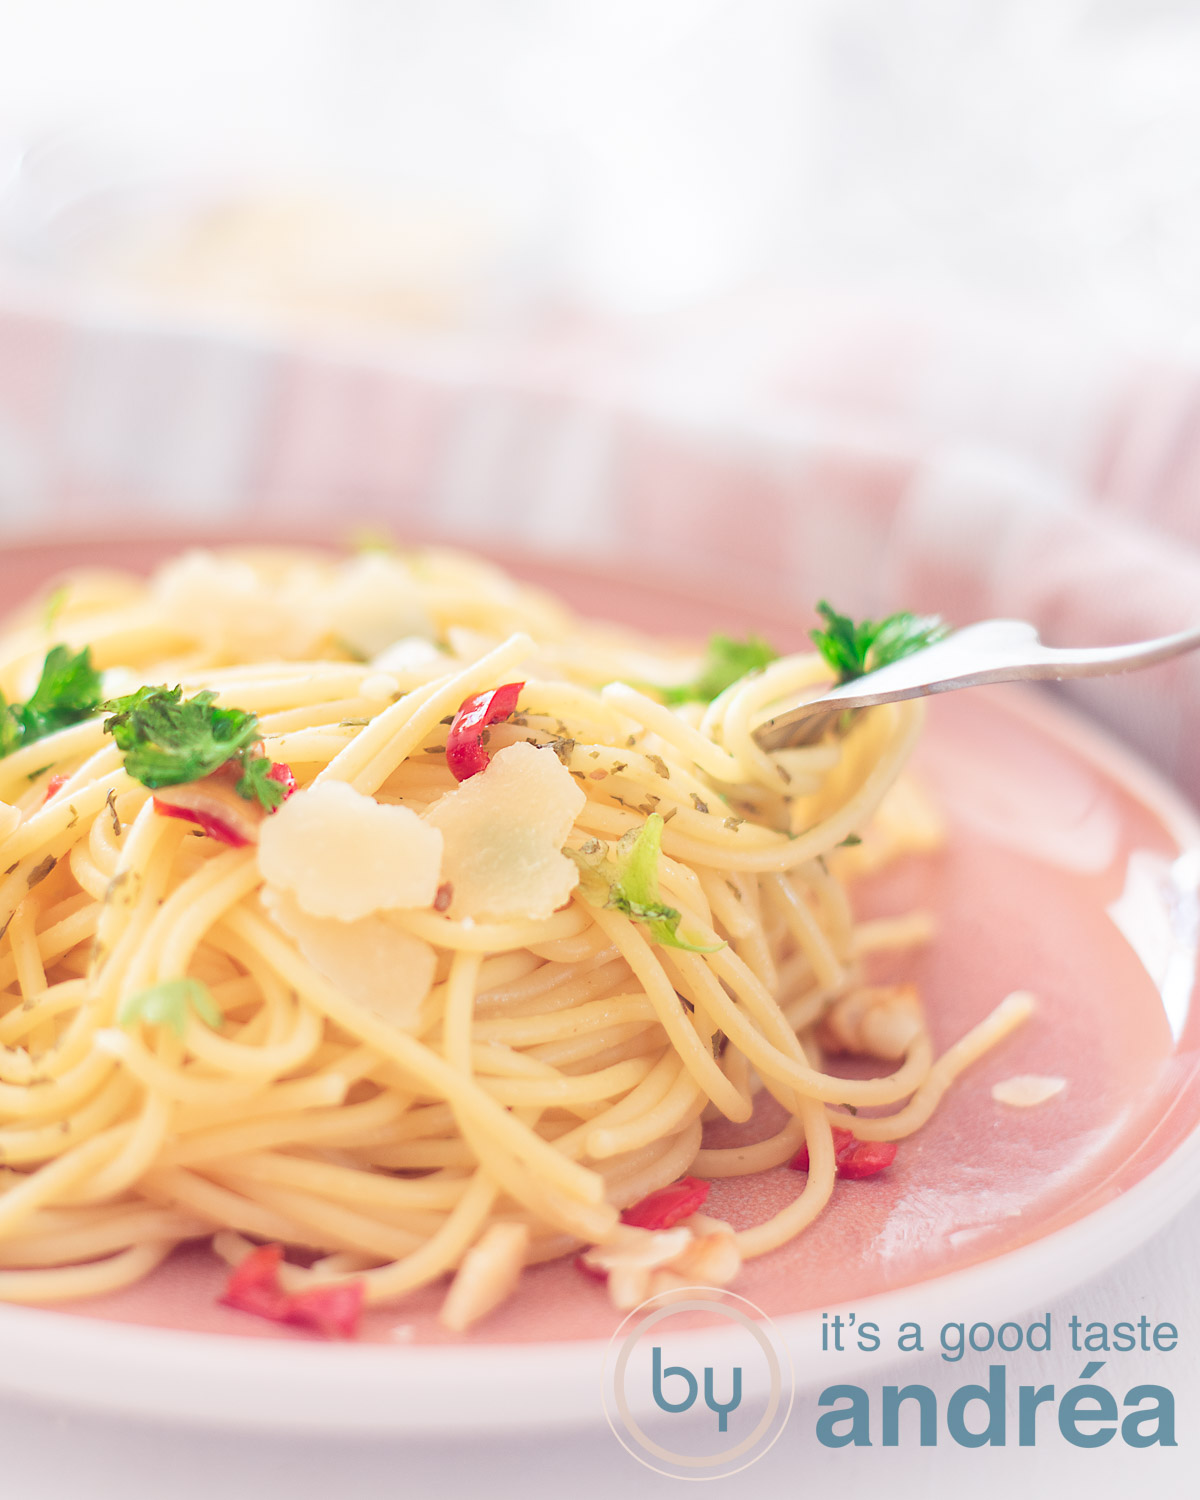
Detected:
[
  {"left": 424, "top": 741, "right": 585, "bottom": 921},
  {"left": 263, "top": 886, "right": 437, "bottom": 1032},
  {"left": 258, "top": 779, "right": 443, "bottom": 919}
]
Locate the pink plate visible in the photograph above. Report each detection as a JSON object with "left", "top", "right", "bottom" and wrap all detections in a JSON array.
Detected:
[{"left": 0, "top": 533, "right": 1198, "bottom": 1432}]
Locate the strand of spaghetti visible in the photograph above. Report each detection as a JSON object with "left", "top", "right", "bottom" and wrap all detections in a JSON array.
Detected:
[
  {"left": 441, "top": 950, "right": 621, "bottom": 1240},
  {"left": 393, "top": 905, "right": 589, "bottom": 955},
  {"left": 179, "top": 994, "right": 322, "bottom": 1080},
  {"left": 585, "top": 1064, "right": 707, "bottom": 1160},
  {"left": 144, "top": 1167, "right": 328, "bottom": 1248},
  {"left": 92, "top": 1030, "right": 269, "bottom": 1106},
  {"left": 208, "top": 1171, "right": 426, "bottom": 1261},
  {"left": 693, "top": 1113, "right": 809, "bottom": 1178},
  {"left": 670, "top": 946, "right": 934, "bottom": 1107},
  {"left": 585, "top": 904, "right": 753, "bottom": 1123},
  {"left": 734, "top": 1096, "right": 838, "bottom": 1259},
  {"left": 160, "top": 1097, "right": 402, "bottom": 1170},
  {"left": 708, "top": 655, "right": 831, "bottom": 795},
  {"left": 476, "top": 1054, "right": 660, "bottom": 1109},
  {"left": 694, "top": 868, "right": 756, "bottom": 941},
  {"left": 0, "top": 1208, "right": 207, "bottom": 1268},
  {"left": 804, "top": 858, "right": 856, "bottom": 962},
  {"left": 1, "top": 758, "right": 126, "bottom": 867},
  {"left": 0, "top": 1124, "right": 134, "bottom": 1238},
  {"left": 467, "top": 1044, "right": 577, "bottom": 1080},
  {"left": 600, "top": 683, "right": 748, "bottom": 782},
  {"left": 0, "top": 1241, "right": 174, "bottom": 1303},
  {"left": 222, "top": 906, "right": 607, "bottom": 1205},
  {"left": 601, "top": 1118, "right": 704, "bottom": 1207},
  {"left": 150, "top": 851, "right": 262, "bottom": 984},
  {"left": 656, "top": 702, "right": 925, "bottom": 874},
  {"left": 0, "top": 720, "right": 109, "bottom": 802},
  {"left": 167, "top": 1072, "right": 351, "bottom": 1133},
  {"left": 316, "top": 632, "right": 534, "bottom": 793},
  {"left": 0, "top": 1047, "right": 113, "bottom": 1120},
  {"left": 0, "top": 904, "right": 99, "bottom": 993},
  {"left": 472, "top": 995, "right": 657, "bottom": 1046},
  {"left": 835, "top": 991, "right": 1036, "bottom": 1141},
  {"left": 67, "top": 1089, "right": 172, "bottom": 1203},
  {"left": 216, "top": 1152, "right": 470, "bottom": 1213},
  {"left": 853, "top": 912, "right": 937, "bottom": 955},
  {"left": 0, "top": 1074, "right": 136, "bottom": 1165},
  {"left": 9, "top": 898, "right": 47, "bottom": 998},
  {"left": 762, "top": 873, "right": 845, "bottom": 991},
  {"left": 353, "top": 1172, "right": 499, "bottom": 1303},
  {"left": 524, "top": 1020, "right": 661, "bottom": 1072}
]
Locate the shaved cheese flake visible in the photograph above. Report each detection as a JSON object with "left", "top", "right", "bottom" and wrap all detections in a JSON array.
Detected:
[
  {"left": 263, "top": 887, "right": 436, "bottom": 1031},
  {"left": 440, "top": 1222, "right": 531, "bottom": 1332},
  {"left": 258, "top": 780, "right": 443, "bottom": 920},
  {"left": 991, "top": 1074, "right": 1067, "bottom": 1108},
  {"left": 424, "top": 741, "right": 585, "bottom": 922},
  {"left": 152, "top": 550, "right": 327, "bottom": 660},
  {"left": 326, "top": 553, "right": 435, "bottom": 659}
]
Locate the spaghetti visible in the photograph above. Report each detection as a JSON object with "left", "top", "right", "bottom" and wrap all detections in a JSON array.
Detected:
[{"left": 0, "top": 546, "right": 1031, "bottom": 1331}]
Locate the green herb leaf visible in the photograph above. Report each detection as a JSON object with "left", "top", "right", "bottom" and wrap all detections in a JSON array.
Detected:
[
  {"left": 19, "top": 645, "right": 106, "bottom": 741},
  {"left": 659, "top": 633, "right": 778, "bottom": 706},
  {"left": 0, "top": 645, "right": 105, "bottom": 760},
  {"left": 566, "top": 813, "right": 723, "bottom": 952},
  {"left": 103, "top": 686, "right": 262, "bottom": 790},
  {"left": 811, "top": 602, "right": 948, "bottom": 684},
  {"left": 235, "top": 754, "right": 287, "bottom": 811},
  {"left": 117, "top": 977, "right": 222, "bottom": 1039}
]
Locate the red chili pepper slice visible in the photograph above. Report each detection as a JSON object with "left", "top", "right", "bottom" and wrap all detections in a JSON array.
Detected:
[
  {"left": 42, "top": 772, "right": 68, "bottom": 804},
  {"left": 265, "top": 760, "right": 297, "bottom": 801},
  {"left": 446, "top": 682, "right": 525, "bottom": 781},
  {"left": 620, "top": 1175, "right": 710, "bottom": 1231},
  {"left": 219, "top": 1242, "right": 290, "bottom": 1321},
  {"left": 789, "top": 1126, "right": 896, "bottom": 1180},
  {"left": 152, "top": 759, "right": 295, "bottom": 845},
  {"left": 218, "top": 1242, "right": 364, "bottom": 1339},
  {"left": 283, "top": 1281, "right": 365, "bottom": 1340},
  {"left": 153, "top": 798, "right": 254, "bottom": 847},
  {"left": 835, "top": 1139, "right": 898, "bottom": 1179}
]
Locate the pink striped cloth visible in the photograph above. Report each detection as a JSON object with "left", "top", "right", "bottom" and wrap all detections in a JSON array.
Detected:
[{"left": 0, "top": 281, "right": 1198, "bottom": 799}]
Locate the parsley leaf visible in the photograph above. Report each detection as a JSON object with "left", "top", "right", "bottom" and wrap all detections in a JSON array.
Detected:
[
  {"left": 566, "top": 814, "right": 723, "bottom": 952},
  {"left": 103, "top": 685, "right": 262, "bottom": 790},
  {"left": 811, "top": 602, "right": 948, "bottom": 684},
  {"left": 118, "top": 977, "right": 222, "bottom": 1038},
  {"left": 235, "top": 753, "right": 287, "bottom": 811},
  {"left": 660, "top": 633, "right": 778, "bottom": 706},
  {"left": 0, "top": 645, "right": 105, "bottom": 758}
]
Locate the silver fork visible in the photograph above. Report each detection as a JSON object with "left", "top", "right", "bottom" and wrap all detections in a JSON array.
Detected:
[{"left": 754, "top": 618, "right": 1200, "bottom": 751}]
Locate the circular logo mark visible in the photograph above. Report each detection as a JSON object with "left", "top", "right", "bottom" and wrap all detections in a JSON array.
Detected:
[{"left": 601, "top": 1288, "right": 794, "bottom": 1480}]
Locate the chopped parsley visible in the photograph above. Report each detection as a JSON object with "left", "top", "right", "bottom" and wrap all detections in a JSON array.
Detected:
[
  {"left": 102, "top": 685, "right": 277, "bottom": 806},
  {"left": 660, "top": 633, "right": 778, "bottom": 706},
  {"left": 0, "top": 645, "right": 105, "bottom": 758},
  {"left": 235, "top": 753, "right": 288, "bottom": 810},
  {"left": 566, "top": 813, "right": 723, "bottom": 952},
  {"left": 118, "top": 977, "right": 222, "bottom": 1038},
  {"left": 811, "top": 602, "right": 949, "bottom": 684}
]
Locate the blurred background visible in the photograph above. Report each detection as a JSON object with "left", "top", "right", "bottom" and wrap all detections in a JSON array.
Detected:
[{"left": 2, "top": 0, "right": 1200, "bottom": 791}]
